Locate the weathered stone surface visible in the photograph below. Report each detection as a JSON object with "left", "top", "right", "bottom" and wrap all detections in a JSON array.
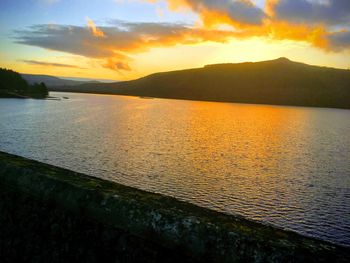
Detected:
[{"left": 0, "top": 151, "right": 349, "bottom": 262}]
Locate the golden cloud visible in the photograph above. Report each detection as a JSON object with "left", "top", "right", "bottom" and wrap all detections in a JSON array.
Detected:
[
  {"left": 15, "top": 1, "right": 350, "bottom": 73},
  {"left": 87, "top": 18, "right": 105, "bottom": 38},
  {"left": 151, "top": 0, "right": 348, "bottom": 51}
]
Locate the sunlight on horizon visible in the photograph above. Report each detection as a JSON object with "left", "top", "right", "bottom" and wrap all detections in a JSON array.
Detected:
[{"left": 0, "top": 0, "right": 349, "bottom": 80}]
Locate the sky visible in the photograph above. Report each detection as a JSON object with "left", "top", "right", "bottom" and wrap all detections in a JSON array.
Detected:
[{"left": 0, "top": 0, "right": 349, "bottom": 81}]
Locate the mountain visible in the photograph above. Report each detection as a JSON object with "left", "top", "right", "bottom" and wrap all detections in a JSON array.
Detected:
[
  {"left": 51, "top": 58, "right": 350, "bottom": 109},
  {"left": 21, "top": 74, "right": 101, "bottom": 87}
]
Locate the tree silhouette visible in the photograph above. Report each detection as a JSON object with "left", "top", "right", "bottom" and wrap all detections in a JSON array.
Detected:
[{"left": 0, "top": 68, "right": 48, "bottom": 98}]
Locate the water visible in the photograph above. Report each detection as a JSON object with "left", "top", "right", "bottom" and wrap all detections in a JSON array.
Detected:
[{"left": 1, "top": 92, "right": 350, "bottom": 246}]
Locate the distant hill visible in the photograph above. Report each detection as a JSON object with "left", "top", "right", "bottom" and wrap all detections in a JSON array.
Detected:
[
  {"left": 51, "top": 58, "right": 350, "bottom": 109},
  {"left": 21, "top": 74, "right": 101, "bottom": 87}
]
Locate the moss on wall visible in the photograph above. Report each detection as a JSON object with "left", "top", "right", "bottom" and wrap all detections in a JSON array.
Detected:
[{"left": 0, "top": 151, "right": 349, "bottom": 262}]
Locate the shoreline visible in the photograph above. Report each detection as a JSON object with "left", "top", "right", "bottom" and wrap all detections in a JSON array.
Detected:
[
  {"left": 50, "top": 89, "right": 350, "bottom": 110},
  {"left": 0, "top": 92, "right": 58, "bottom": 100},
  {"left": 0, "top": 151, "right": 349, "bottom": 262}
]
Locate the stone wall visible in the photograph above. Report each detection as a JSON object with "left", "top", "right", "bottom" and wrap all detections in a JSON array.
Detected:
[{"left": 0, "top": 151, "right": 349, "bottom": 262}]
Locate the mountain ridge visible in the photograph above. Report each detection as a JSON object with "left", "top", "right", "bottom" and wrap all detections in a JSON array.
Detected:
[
  {"left": 21, "top": 74, "right": 103, "bottom": 87},
  {"left": 50, "top": 58, "right": 350, "bottom": 109}
]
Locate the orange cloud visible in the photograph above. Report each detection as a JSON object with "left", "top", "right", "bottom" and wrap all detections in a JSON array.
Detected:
[
  {"left": 87, "top": 18, "right": 105, "bottom": 37},
  {"left": 269, "top": 23, "right": 328, "bottom": 50},
  {"left": 16, "top": 22, "right": 242, "bottom": 72},
  {"left": 265, "top": 0, "right": 279, "bottom": 17},
  {"left": 146, "top": 0, "right": 345, "bottom": 51},
  {"left": 166, "top": 0, "right": 266, "bottom": 27},
  {"left": 16, "top": 1, "right": 350, "bottom": 74},
  {"left": 104, "top": 58, "right": 131, "bottom": 71}
]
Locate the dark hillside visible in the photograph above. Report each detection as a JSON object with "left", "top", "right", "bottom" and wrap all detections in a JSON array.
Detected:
[
  {"left": 52, "top": 58, "right": 350, "bottom": 109},
  {"left": 0, "top": 68, "right": 48, "bottom": 98}
]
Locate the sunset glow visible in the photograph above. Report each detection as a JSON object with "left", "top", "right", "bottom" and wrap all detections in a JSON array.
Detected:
[
  {"left": 1, "top": 1, "right": 350, "bottom": 257},
  {"left": 1, "top": 0, "right": 349, "bottom": 80}
]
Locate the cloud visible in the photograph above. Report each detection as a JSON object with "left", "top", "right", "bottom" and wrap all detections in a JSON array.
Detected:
[
  {"left": 266, "top": 0, "right": 350, "bottom": 50},
  {"left": 21, "top": 60, "right": 85, "bottom": 69},
  {"left": 265, "top": 0, "right": 279, "bottom": 16},
  {"left": 15, "top": 21, "right": 239, "bottom": 72},
  {"left": 157, "top": 0, "right": 267, "bottom": 26},
  {"left": 158, "top": 0, "right": 350, "bottom": 50},
  {"left": 329, "top": 30, "right": 350, "bottom": 50},
  {"left": 87, "top": 18, "right": 105, "bottom": 37},
  {"left": 159, "top": 0, "right": 350, "bottom": 28},
  {"left": 15, "top": 24, "right": 114, "bottom": 58},
  {"left": 14, "top": 1, "right": 350, "bottom": 73},
  {"left": 104, "top": 58, "right": 132, "bottom": 71},
  {"left": 274, "top": 0, "right": 350, "bottom": 26}
]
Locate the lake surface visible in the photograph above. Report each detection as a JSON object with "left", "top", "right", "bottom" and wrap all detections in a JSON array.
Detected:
[{"left": 1, "top": 92, "right": 350, "bottom": 246}]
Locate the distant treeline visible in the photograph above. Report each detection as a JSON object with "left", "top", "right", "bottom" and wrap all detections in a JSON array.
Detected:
[{"left": 0, "top": 68, "right": 48, "bottom": 98}]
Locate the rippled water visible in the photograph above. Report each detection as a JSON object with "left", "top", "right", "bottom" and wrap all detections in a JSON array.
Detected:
[{"left": 1, "top": 92, "right": 350, "bottom": 246}]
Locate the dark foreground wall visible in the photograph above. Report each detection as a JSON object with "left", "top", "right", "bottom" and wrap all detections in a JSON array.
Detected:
[{"left": 0, "top": 151, "right": 349, "bottom": 262}]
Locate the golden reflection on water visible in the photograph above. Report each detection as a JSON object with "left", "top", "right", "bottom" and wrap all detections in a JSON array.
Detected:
[
  {"left": 1, "top": 93, "right": 349, "bottom": 246},
  {"left": 178, "top": 102, "right": 313, "bottom": 208}
]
